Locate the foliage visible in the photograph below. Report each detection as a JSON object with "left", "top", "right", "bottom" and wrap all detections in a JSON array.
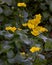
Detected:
[{"left": 0, "top": 0, "right": 52, "bottom": 65}]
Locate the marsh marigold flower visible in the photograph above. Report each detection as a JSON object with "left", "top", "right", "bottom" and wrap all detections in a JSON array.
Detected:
[
  {"left": 5, "top": 26, "right": 12, "bottom": 31},
  {"left": 31, "top": 26, "right": 48, "bottom": 36},
  {"left": 22, "top": 23, "right": 27, "bottom": 26},
  {"left": 17, "top": 28, "right": 22, "bottom": 30},
  {"left": 17, "top": 3, "right": 26, "bottom": 7},
  {"left": 11, "top": 27, "right": 17, "bottom": 32},
  {"left": 33, "top": 14, "right": 42, "bottom": 26},
  {"left": 31, "top": 30, "right": 40, "bottom": 36},
  {"left": 27, "top": 23, "right": 35, "bottom": 29},
  {"left": 20, "top": 52, "right": 25, "bottom": 56},
  {"left": 35, "top": 14, "right": 41, "bottom": 20},
  {"left": 35, "top": 26, "right": 48, "bottom": 32},
  {"left": 22, "top": 14, "right": 48, "bottom": 36},
  {"left": 19, "top": 14, "right": 23, "bottom": 18},
  {"left": 5, "top": 26, "right": 17, "bottom": 32},
  {"left": 30, "top": 46, "right": 41, "bottom": 53},
  {"left": 22, "top": 14, "right": 42, "bottom": 29}
]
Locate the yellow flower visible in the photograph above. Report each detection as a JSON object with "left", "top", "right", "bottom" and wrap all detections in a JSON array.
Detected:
[
  {"left": 35, "top": 14, "right": 41, "bottom": 20},
  {"left": 28, "top": 14, "right": 41, "bottom": 27},
  {"left": 30, "top": 46, "right": 41, "bottom": 53},
  {"left": 20, "top": 52, "right": 25, "bottom": 56},
  {"left": 31, "top": 26, "right": 48, "bottom": 36},
  {"left": 5, "top": 26, "right": 17, "bottom": 32},
  {"left": 19, "top": 14, "right": 23, "bottom": 18},
  {"left": 28, "top": 19, "right": 34, "bottom": 24},
  {"left": 11, "top": 27, "right": 17, "bottom": 32},
  {"left": 22, "top": 14, "right": 42, "bottom": 29},
  {"left": 17, "top": 3, "right": 26, "bottom": 7},
  {"left": 5, "top": 26, "right": 12, "bottom": 31},
  {"left": 22, "top": 23, "right": 28, "bottom": 26},
  {"left": 17, "top": 28, "right": 22, "bottom": 30},
  {"left": 35, "top": 26, "right": 48, "bottom": 32},
  {"left": 31, "top": 30, "right": 40, "bottom": 36},
  {"left": 33, "top": 14, "right": 41, "bottom": 26},
  {"left": 27, "top": 23, "right": 34, "bottom": 29},
  {"left": 22, "top": 14, "right": 48, "bottom": 36}
]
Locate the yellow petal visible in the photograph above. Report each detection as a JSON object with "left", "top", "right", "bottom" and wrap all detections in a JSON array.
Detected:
[
  {"left": 17, "top": 3, "right": 26, "bottom": 7},
  {"left": 30, "top": 46, "right": 41, "bottom": 53}
]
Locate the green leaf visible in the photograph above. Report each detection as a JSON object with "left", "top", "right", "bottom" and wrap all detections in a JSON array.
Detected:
[
  {"left": 7, "top": 50, "right": 14, "bottom": 59},
  {"left": 45, "top": 40, "right": 52, "bottom": 51},
  {"left": 0, "top": 30, "right": 4, "bottom": 35},
  {"left": 38, "top": 34, "right": 48, "bottom": 42},
  {"left": 2, "top": 0, "right": 12, "bottom": 5},
  {"left": 49, "top": 2, "right": 52, "bottom": 12},
  {"left": 0, "top": 15, "right": 4, "bottom": 22},
  {"left": 4, "top": 32, "right": 13, "bottom": 40},
  {"left": 40, "top": 3, "right": 47, "bottom": 10},
  {"left": 23, "top": 60, "right": 32, "bottom": 65},
  {"left": 34, "top": 57, "right": 47, "bottom": 65},
  {"left": 42, "top": 11, "right": 50, "bottom": 19},
  {"left": 3, "top": 6, "right": 12, "bottom": 16},
  {"left": 20, "top": 34, "right": 32, "bottom": 45},
  {"left": 0, "top": 0, "right": 4, "bottom": 4},
  {"left": 8, "top": 54, "right": 24, "bottom": 64},
  {"left": 0, "top": 43, "right": 12, "bottom": 54},
  {"left": 38, "top": 54, "right": 45, "bottom": 60},
  {"left": 0, "top": 59, "right": 5, "bottom": 65},
  {"left": 15, "top": 39, "right": 22, "bottom": 49},
  {"left": 0, "top": 7, "right": 3, "bottom": 14},
  {"left": 49, "top": 16, "right": 52, "bottom": 24},
  {"left": 16, "top": 31, "right": 32, "bottom": 45},
  {"left": 45, "top": 0, "right": 52, "bottom": 5},
  {"left": 22, "top": 10, "right": 28, "bottom": 18}
]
